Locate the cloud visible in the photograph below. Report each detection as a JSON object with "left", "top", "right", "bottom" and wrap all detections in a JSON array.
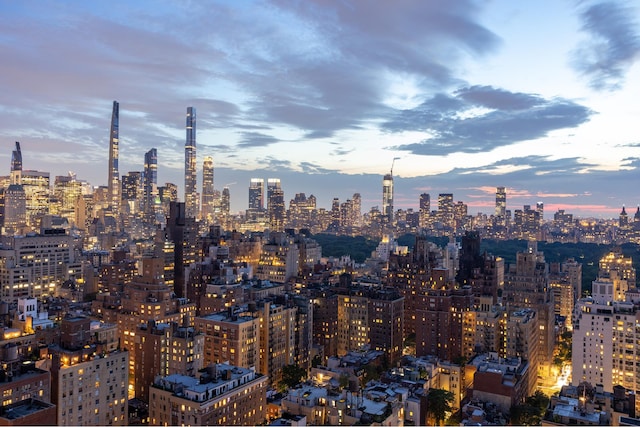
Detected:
[
  {"left": 387, "top": 88, "right": 593, "bottom": 155},
  {"left": 237, "top": 132, "right": 279, "bottom": 148},
  {"left": 571, "top": 1, "right": 640, "bottom": 91}
]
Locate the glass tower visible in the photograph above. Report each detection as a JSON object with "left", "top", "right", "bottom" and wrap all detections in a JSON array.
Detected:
[
  {"left": 184, "top": 106, "right": 197, "bottom": 218},
  {"left": 108, "top": 101, "right": 120, "bottom": 217}
]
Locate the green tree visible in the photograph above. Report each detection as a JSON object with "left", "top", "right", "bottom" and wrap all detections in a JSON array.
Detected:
[
  {"left": 339, "top": 373, "right": 350, "bottom": 390},
  {"left": 510, "top": 391, "right": 550, "bottom": 425},
  {"left": 279, "top": 364, "right": 306, "bottom": 391},
  {"left": 426, "top": 388, "right": 454, "bottom": 426}
]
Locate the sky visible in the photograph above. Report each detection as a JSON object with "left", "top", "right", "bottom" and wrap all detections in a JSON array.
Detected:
[{"left": 1, "top": 0, "right": 639, "bottom": 219}]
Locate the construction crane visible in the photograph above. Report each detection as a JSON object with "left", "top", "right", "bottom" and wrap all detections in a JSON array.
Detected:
[{"left": 391, "top": 157, "right": 400, "bottom": 175}]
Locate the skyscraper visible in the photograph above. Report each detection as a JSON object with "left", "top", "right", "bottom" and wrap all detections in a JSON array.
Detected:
[
  {"left": 382, "top": 173, "right": 393, "bottom": 223},
  {"left": 108, "top": 101, "right": 120, "bottom": 217},
  {"left": 144, "top": 148, "right": 158, "bottom": 222},
  {"left": 201, "top": 156, "right": 214, "bottom": 223},
  {"left": 438, "top": 193, "right": 454, "bottom": 230},
  {"left": 495, "top": 186, "right": 506, "bottom": 223},
  {"left": 419, "top": 193, "right": 430, "bottom": 228},
  {"left": 267, "top": 178, "right": 285, "bottom": 232},
  {"left": 221, "top": 186, "right": 230, "bottom": 216},
  {"left": 248, "top": 178, "right": 264, "bottom": 211},
  {"left": 10, "top": 141, "right": 22, "bottom": 184},
  {"left": 184, "top": 106, "right": 198, "bottom": 218}
]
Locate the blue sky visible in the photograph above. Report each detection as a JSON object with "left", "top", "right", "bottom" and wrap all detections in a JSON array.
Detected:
[{"left": 1, "top": 0, "right": 639, "bottom": 218}]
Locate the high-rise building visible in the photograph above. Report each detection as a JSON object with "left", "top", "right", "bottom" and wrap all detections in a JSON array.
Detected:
[
  {"left": 267, "top": 178, "right": 285, "bottom": 232},
  {"left": 149, "top": 363, "right": 268, "bottom": 426},
  {"left": 133, "top": 320, "right": 204, "bottom": 402},
  {"left": 107, "top": 101, "right": 120, "bottom": 219},
  {"left": 158, "top": 182, "right": 178, "bottom": 219},
  {"left": 221, "top": 186, "right": 230, "bottom": 216},
  {"left": 144, "top": 148, "right": 158, "bottom": 222},
  {"left": 201, "top": 156, "right": 214, "bottom": 223},
  {"left": 1, "top": 184, "right": 26, "bottom": 235},
  {"left": 419, "top": 193, "right": 431, "bottom": 228},
  {"left": 165, "top": 201, "right": 198, "bottom": 299},
  {"left": 503, "top": 241, "right": 555, "bottom": 377},
  {"left": 22, "top": 170, "right": 50, "bottom": 228},
  {"left": 248, "top": 178, "right": 264, "bottom": 211},
  {"left": 495, "top": 186, "right": 506, "bottom": 222},
  {"left": 195, "top": 311, "right": 260, "bottom": 369},
  {"left": 382, "top": 173, "right": 393, "bottom": 224},
  {"left": 536, "top": 201, "right": 544, "bottom": 225},
  {"left": 184, "top": 106, "right": 198, "bottom": 218},
  {"left": 121, "top": 171, "right": 141, "bottom": 205},
  {"left": 438, "top": 193, "right": 454, "bottom": 230},
  {"left": 10, "top": 141, "right": 22, "bottom": 185},
  {"left": 52, "top": 174, "right": 83, "bottom": 226},
  {"left": 0, "top": 230, "right": 82, "bottom": 302}
]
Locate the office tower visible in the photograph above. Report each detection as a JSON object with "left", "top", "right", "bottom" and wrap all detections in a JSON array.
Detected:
[
  {"left": 107, "top": 101, "right": 120, "bottom": 218},
  {"left": 121, "top": 171, "right": 141, "bottom": 204},
  {"left": 438, "top": 193, "right": 454, "bottom": 229},
  {"left": 53, "top": 173, "right": 83, "bottom": 226},
  {"left": 10, "top": 141, "right": 22, "bottom": 185},
  {"left": 419, "top": 192, "right": 431, "bottom": 228},
  {"left": 143, "top": 148, "right": 158, "bottom": 222},
  {"left": 248, "top": 178, "right": 264, "bottom": 211},
  {"left": 220, "top": 186, "right": 230, "bottom": 213},
  {"left": 2, "top": 183, "right": 26, "bottom": 235},
  {"left": 495, "top": 186, "right": 506, "bottom": 222},
  {"left": 382, "top": 172, "right": 393, "bottom": 224},
  {"left": 267, "top": 178, "right": 285, "bottom": 232},
  {"left": 149, "top": 363, "right": 268, "bottom": 426},
  {"left": 0, "top": 230, "right": 82, "bottom": 302},
  {"left": 201, "top": 156, "right": 214, "bottom": 223},
  {"left": 536, "top": 201, "right": 544, "bottom": 225},
  {"left": 21, "top": 170, "right": 50, "bottom": 228}
]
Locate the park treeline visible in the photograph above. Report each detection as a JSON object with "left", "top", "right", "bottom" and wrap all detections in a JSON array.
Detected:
[{"left": 313, "top": 233, "right": 640, "bottom": 295}]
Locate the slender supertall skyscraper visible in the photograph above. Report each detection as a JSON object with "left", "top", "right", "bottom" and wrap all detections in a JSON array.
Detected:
[
  {"left": 185, "top": 106, "right": 198, "bottom": 218},
  {"left": 201, "top": 156, "right": 214, "bottom": 223},
  {"left": 144, "top": 148, "right": 158, "bottom": 222},
  {"left": 108, "top": 101, "right": 120, "bottom": 217}
]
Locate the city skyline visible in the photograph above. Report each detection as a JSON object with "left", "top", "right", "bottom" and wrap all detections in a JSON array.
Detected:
[{"left": 1, "top": 1, "right": 639, "bottom": 217}]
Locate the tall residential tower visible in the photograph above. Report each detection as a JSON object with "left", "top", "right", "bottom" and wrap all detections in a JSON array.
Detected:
[
  {"left": 108, "top": 101, "right": 120, "bottom": 217},
  {"left": 144, "top": 148, "right": 158, "bottom": 222},
  {"left": 201, "top": 156, "right": 214, "bottom": 223},
  {"left": 184, "top": 106, "right": 198, "bottom": 218}
]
